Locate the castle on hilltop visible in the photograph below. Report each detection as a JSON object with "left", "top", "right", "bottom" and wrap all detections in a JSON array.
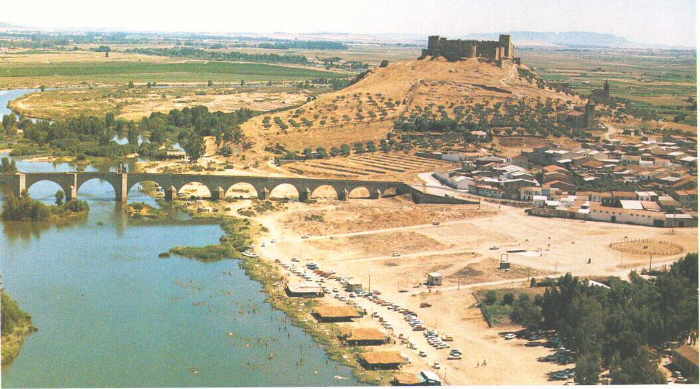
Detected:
[{"left": 420, "top": 35, "right": 520, "bottom": 65}]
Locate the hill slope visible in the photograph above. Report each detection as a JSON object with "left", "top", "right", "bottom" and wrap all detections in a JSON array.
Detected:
[{"left": 241, "top": 57, "right": 584, "bottom": 155}]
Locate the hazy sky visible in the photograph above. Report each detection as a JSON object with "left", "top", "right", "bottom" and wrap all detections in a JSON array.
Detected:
[{"left": 4, "top": 0, "right": 697, "bottom": 46}]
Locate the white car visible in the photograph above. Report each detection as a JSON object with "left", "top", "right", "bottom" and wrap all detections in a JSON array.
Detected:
[{"left": 504, "top": 333, "right": 516, "bottom": 340}]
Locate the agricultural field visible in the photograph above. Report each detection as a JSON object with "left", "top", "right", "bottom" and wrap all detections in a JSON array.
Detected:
[
  {"left": 520, "top": 48, "right": 697, "bottom": 126},
  {"left": 282, "top": 152, "right": 458, "bottom": 180},
  {"left": 0, "top": 50, "right": 346, "bottom": 89}
]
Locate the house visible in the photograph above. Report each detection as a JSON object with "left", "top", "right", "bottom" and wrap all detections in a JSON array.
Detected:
[
  {"left": 358, "top": 351, "right": 408, "bottom": 370},
  {"left": 588, "top": 192, "right": 610, "bottom": 203},
  {"left": 610, "top": 191, "right": 637, "bottom": 206},
  {"left": 635, "top": 191, "right": 659, "bottom": 201},
  {"left": 339, "top": 327, "right": 389, "bottom": 346},
  {"left": 640, "top": 201, "right": 662, "bottom": 212},
  {"left": 619, "top": 200, "right": 644, "bottom": 210},
  {"left": 543, "top": 171, "right": 572, "bottom": 184},
  {"left": 542, "top": 164, "right": 569, "bottom": 174},
  {"left": 285, "top": 282, "right": 324, "bottom": 297},
  {"left": 427, "top": 272, "right": 443, "bottom": 286},
  {"left": 470, "top": 184, "right": 504, "bottom": 198},
  {"left": 392, "top": 373, "right": 425, "bottom": 386},
  {"left": 312, "top": 306, "right": 363, "bottom": 322},
  {"left": 589, "top": 204, "right": 666, "bottom": 227},
  {"left": 519, "top": 186, "right": 543, "bottom": 201},
  {"left": 580, "top": 159, "right": 606, "bottom": 171},
  {"left": 658, "top": 195, "right": 682, "bottom": 211},
  {"left": 664, "top": 214, "right": 697, "bottom": 228},
  {"left": 543, "top": 180, "right": 576, "bottom": 192},
  {"left": 672, "top": 189, "right": 698, "bottom": 209}
]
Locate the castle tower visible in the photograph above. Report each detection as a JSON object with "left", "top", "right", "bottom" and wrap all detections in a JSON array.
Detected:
[
  {"left": 427, "top": 35, "right": 440, "bottom": 55},
  {"left": 466, "top": 42, "right": 477, "bottom": 58},
  {"left": 603, "top": 80, "right": 610, "bottom": 97},
  {"left": 499, "top": 34, "right": 512, "bottom": 58}
]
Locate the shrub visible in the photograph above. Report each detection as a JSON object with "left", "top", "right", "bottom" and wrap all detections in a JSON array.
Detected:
[{"left": 484, "top": 290, "right": 497, "bottom": 305}]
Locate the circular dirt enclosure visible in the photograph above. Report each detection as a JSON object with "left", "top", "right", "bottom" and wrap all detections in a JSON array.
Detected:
[{"left": 609, "top": 239, "right": 684, "bottom": 256}]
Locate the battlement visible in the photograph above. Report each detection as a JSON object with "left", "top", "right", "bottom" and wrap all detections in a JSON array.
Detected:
[{"left": 420, "top": 35, "right": 517, "bottom": 63}]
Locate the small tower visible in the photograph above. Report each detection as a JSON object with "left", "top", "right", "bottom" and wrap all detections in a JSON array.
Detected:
[
  {"left": 603, "top": 80, "right": 610, "bottom": 97},
  {"left": 584, "top": 100, "right": 596, "bottom": 129},
  {"left": 499, "top": 34, "right": 512, "bottom": 58}
]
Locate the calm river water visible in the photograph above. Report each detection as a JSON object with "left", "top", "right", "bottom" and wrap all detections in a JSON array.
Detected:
[{"left": 0, "top": 90, "right": 358, "bottom": 387}]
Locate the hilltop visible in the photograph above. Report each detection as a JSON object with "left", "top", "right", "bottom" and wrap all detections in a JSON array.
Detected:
[{"left": 241, "top": 57, "right": 585, "bottom": 156}]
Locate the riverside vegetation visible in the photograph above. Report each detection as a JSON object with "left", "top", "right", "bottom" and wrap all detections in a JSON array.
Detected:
[
  {"left": 1, "top": 290, "right": 37, "bottom": 366},
  {"left": 1, "top": 191, "right": 89, "bottom": 222}
]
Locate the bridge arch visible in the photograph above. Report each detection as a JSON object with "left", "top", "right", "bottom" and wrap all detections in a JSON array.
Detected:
[
  {"left": 310, "top": 184, "right": 339, "bottom": 199},
  {"left": 177, "top": 181, "right": 213, "bottom": 200},
  {"left": 269, "top": 183, "right": 300, "bottom": 200},
  {"left": 348, "top": 186, "right": 371, "bottom": 199},
  {"left": 76, "top": 177, "right": 117, "bottom": 200},
  {"left": 127, "top": 180, "right": 165, "bottom": 203},
  {"left": 25, "top": 179, "right": 69, "bottom": 202},
  {"left": 225, "top": 182, "right": 258, "bottom": 200},
  {"left": 382, "top": 186, "right": 400, "bottom": 197}
]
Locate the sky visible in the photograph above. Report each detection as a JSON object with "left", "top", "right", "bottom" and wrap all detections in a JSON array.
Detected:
[{"left": 3, "top": 0, "right": 697, "bottom": 47}]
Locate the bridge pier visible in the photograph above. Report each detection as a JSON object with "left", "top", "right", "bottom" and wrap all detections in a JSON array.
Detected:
[
  {"left": 65, "top": 184, "right": 77, "bottom": 202},
  {"left": 338, "top": 188, "right": 348, "bottom": 201},
  {"left": 258, "top": 187, "right": 269, "bottom": 200},
  {"left": 115, "top": 173, "right": 128, "bottom": 202},
  {"left": 13, "top": 174, "right": 26, "bottom": 197},
  {"left": 299, "top": 187, "right": 311, "bottom": 202},
  {"left": 164, "top": 186, "right": 177, "bottom": 201},
  {"left": 211, "top": 186, "right": 224, "bottom": 201},
  {"left": 369, "top": 188, "right": 382, "bottom": 199}
]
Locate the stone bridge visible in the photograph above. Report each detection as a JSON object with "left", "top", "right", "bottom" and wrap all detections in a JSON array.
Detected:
[{"left": 0, "top": 172, "right": 443, "bottom": 203}]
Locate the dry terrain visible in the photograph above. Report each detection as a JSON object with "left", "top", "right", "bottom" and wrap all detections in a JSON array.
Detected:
[
  {"left": 11, "top": 86, "right": 309, "bottom": 120},
  {"left": 249, "top": 196, "right": 697, "bottom": 385},
  {"left": 241, "top": 57, "right": 585, "bottom": 157},
  {"left": 281, "top": 152, "right": 460, "bottom": 181}
]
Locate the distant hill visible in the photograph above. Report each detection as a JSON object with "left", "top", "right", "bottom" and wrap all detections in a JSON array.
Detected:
[{"left": 460, "top": 31, "right": 632, "bottom": 48}]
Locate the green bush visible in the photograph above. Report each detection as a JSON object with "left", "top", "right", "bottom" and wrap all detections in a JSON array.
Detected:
[
  {"left": 1, "top": 291, "right": 31, "bottom": 334},
  {"left": 484, "top": 290, "right": 497, "bottom": 305}
]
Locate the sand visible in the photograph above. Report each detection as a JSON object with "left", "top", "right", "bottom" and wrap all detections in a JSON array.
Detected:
[{"left": 251, "top": 197, "right": 697, "bottom": 385}]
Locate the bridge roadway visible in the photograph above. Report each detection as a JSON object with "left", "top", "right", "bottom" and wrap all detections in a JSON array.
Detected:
[{"left": 0, "top": 172, "right": 478, "bottom": 204}]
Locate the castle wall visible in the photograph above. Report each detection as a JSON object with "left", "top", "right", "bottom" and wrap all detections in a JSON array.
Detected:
[{"left": 421, "top": 35, "right": 515, "bottom": 61}]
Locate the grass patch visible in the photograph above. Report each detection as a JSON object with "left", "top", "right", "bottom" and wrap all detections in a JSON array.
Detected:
[{"left": 0, "top": 61, "right": 344, "bottom": 89}]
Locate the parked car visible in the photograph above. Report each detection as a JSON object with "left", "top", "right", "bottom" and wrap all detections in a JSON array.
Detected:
[{"left": 504, "top": 333, "right": 516, "bottom": 340}]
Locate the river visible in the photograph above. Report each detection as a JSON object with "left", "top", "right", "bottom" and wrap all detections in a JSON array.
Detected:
[{"left": 0, "top": 90, "right": 359, "bottom": 387}]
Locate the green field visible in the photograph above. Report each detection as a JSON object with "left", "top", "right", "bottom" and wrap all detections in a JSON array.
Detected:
[
  {"left": 520, "top": 48, "right": 697, "bottom": 125},
  {"left": 0, "top": 61, "right": 345, "bottom": 88},
  {"left": 0, "top": 61, "right": 344, "bottom": 78}
]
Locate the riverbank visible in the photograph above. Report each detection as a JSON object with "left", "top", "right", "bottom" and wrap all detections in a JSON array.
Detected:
[{"left": 1, "top": 291, "right": 37, "bottom": 366}]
